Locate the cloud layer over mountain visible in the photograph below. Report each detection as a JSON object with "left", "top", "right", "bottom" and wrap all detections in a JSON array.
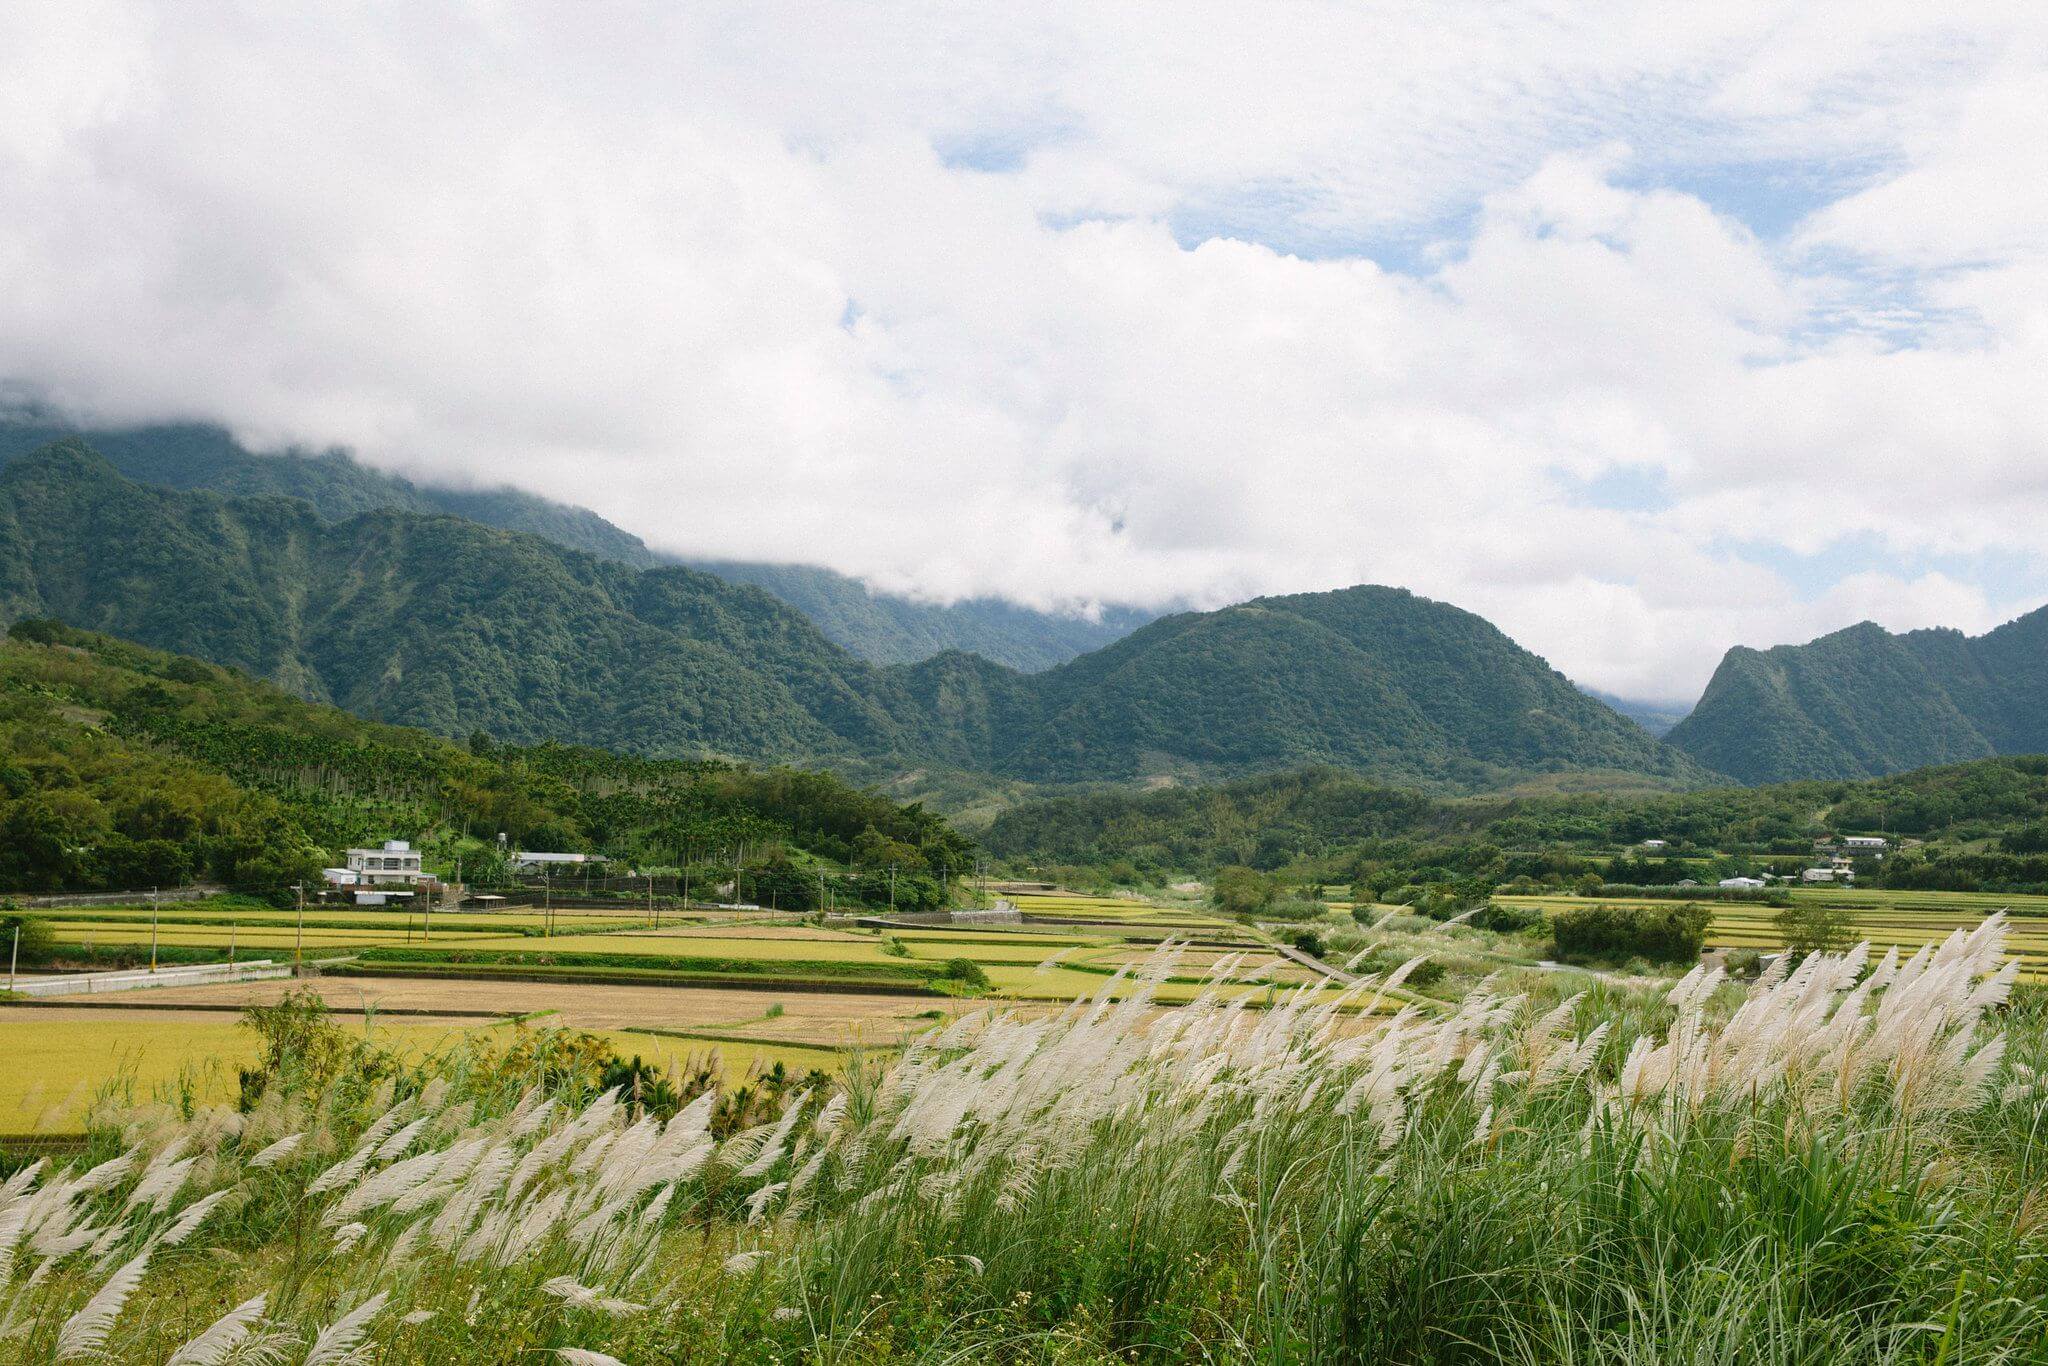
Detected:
[{"left": 4, "top": 2, "right": 2045, "bottom": 700}]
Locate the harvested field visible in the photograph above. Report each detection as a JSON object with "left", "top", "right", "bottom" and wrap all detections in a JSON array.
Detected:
[{"left": 28, "top": 975, "right": 960, "bottom": 1044}]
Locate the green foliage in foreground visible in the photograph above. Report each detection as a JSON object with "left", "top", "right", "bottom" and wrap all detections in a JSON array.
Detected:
[
  {"left": 2, "top": 923, "right": 2042, "bottom": 1363},
  {"left": 0, "top": 622, "right": 972, "bottom": 897}
]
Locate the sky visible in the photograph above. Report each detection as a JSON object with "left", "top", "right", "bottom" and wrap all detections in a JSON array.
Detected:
[{"left": 3, "top": 3, "right": 2047, "bottom": 704}]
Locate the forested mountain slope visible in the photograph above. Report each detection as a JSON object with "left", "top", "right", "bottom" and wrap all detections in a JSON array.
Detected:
[
  {"left": 998, "top": 587, "right": 1715, "bottom": 788},
  {"left": 0, "top": 441, "right": 1709, "bottom": 792},
  {"left": 0, "top": 413, "right": 1152, "bottom": 670},
  {"left": 0, "top": 440, "right": 914, "bottom": 762},
  {"left": 1667, "top": 611, "right": 2048, "bottom": 783},
  {"left": 680, "top": 557, "right": 1154, "bottom": 670},
  {"left": 0, "top": 620, "right": 969, "bottom": 895}
]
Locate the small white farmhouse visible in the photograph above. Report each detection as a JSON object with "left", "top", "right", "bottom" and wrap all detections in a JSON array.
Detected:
[{"left": 344, "top": 839, "right": 425, "bottom": 886}]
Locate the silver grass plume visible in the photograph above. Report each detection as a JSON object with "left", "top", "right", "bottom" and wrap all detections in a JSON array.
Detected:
[
  {"left": 54, "top": 1246, "right": 149, "bottom": 1360},
  {"left": 166, "top": 1294, "right": 267, "bottom": 1366}
]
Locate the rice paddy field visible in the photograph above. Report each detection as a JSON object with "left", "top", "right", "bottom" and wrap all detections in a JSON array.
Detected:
[
  {"left": 1496, "top": 887, "right": 2048, "bottom": 983},
  {"left": 0, "top": 891, "right": 1399, "bottom": 1143},
  {"left": 0, "top": 1007, "right": 848, "bottom": 1137}
]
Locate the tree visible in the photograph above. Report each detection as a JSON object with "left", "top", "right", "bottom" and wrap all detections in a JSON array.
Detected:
[
  {"left": 1774, "top": 901, "right": 1852, "bottom": 959},
  {"left": 1211, "top": 865, "right": 1277, "bottom": 917}
]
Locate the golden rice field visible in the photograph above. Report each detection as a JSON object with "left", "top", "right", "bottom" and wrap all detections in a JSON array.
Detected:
[
  {"left": 0, "top": 1010, "right": 840, "bottom": 1134},
  {"left": 1707, "top": 907, "right": 2048, "bottom": 982}
]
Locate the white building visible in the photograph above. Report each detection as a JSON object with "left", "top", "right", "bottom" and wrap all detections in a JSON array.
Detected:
[
  {"left": 1718, "top": 876, "right": 1766, "bottom": 889},
  {"left": 1801, "top": 866, "right": 1852, "bottom": 884},
  {"left": 1842, "top": 836, "right": 1890, "bottom": 851},
  {"left": 344, "top": 839, "right": 425, "bottom": 886},
  {"left": 1641, "top": 839, "right": 1668, "bottom": 850}
]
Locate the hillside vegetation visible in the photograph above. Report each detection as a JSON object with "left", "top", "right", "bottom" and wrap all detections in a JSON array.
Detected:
[
  {"left": 0, "top": 414, "right": 1150, "bottom": 671},
  {"left": 984, "top": 756, "right": 2048, "bottom": 890},
  {"left": 0, "top": 442, "right": 1707, "bottom": 792},
  {"left": 1669, "top": 612, "right": 2048, "bottom": 782},
  {"left": 0, "top": 620, "right": 969, "bottom": 897}
]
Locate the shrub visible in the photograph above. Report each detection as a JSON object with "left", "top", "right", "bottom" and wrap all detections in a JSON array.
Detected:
[
  {"left": 1212, "top": 865, "right": 1278, "bottom": 916},
  {"left": 0, "top": 913, "right": 56, "bottom": 966},
  {"left": 1724, "top": 948, "right": 1764, "bottom": 980},
  {"left": 1471, "top": 901, "right": 1545, "bottom": 934},
  {"left": 1550, "top": 902, "right": 1709, "bottom": 965},
  {"left": 1290, "top": 929, "right": 1327, "bottom": 959},
  {"left": 938, "top": 958, "right": 990, "bottom": 990},
  {"left": 1352, "top": 945, "right": 1446, "bottom": 988}
]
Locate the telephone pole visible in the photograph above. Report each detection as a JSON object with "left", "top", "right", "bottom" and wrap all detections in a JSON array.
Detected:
[
  {"left": 292, "top": 883, "right": 305, "bottom": 969},
  {"left": 149, "top": 886, "right": 160, "bottom": 973},
  {"left": 889, "top": 864, "right": 897, "bottom": 914}
]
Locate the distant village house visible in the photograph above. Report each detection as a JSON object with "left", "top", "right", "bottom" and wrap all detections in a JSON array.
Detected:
[
  {"left": 324, "top": 839, "right": 432, "bottom": 905},
  {"left": 509, "top": 851, "right": 592, "bottom": 874}
]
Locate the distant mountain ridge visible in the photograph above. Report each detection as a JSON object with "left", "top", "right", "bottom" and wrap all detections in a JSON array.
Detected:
[
  {"left": 1666, "top": 611, "right": 2048, "bottom": 783},
  {"left": 1580, "top": 688, "right": 1691, "bottom": 737},
  {"left": 0, "top": 413, "right": 1153, "bottom": 671},
  {"left": 0, "top": 440, "right": 1706, "bottom": 793}
]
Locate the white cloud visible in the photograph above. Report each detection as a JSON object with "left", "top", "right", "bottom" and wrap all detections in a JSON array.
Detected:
[{"left": 2, "top": 2, "right": 2047, "bottom": 702}]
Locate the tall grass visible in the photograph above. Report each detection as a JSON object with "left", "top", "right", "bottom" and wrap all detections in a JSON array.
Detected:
[{"left": 1, "top": 921, "right": 2042, "bottom": 1363}]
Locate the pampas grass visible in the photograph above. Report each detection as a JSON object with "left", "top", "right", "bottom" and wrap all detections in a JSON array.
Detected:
[{"left": 0, "top": 927, "right": 2039, "bottom": 1362}]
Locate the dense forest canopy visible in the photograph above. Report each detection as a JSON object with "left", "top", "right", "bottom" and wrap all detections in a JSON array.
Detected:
[{"left": 0, "top": 620, "right": 972, "bottom": 900}]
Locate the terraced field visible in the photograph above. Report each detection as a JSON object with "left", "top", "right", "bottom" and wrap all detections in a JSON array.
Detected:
[{"left": 1495, "top": 889, "right": 2048, "bottom": 983}]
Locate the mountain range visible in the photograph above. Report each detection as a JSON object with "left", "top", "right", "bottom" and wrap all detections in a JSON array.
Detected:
[
  {"left": 1665, "top": 613, "right": 2048, "bottom": 784},
  {"left": 0, "top": 414, "right": 1153, "bottom": 672},
  {"left": 0, "top": 439, "right": 1709, "bottom": 792}
]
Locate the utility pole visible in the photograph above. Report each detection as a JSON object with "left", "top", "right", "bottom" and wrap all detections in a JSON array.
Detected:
[
  {"left": 544, "top": 869, "right": 553, "bottom": 937},
  {"left": 647, "top": 873, "right": 655, "bottom": 929},
  {"left": 292, "top": 883, "right": 305, "bottom": 969},
  {"left": 889, "top": 864, "right": 897, "bottom": 914},
  {"left": 229, "top": 920, "right": 237, "bottom": 967},
  {"left": 818, "top": 868, "right": 826, "bottom": 918},
  {"left": 8, "top": 925, "right": 18, "bottom": 992},
  {"left": 681, "top": 845, "right": 691, "bottom": 914},
  {"left": 150, "top": 886, "right": 160, "bottom": 973},
  {"left": 735, "top": 845, "right": 744, "bottom": 907}
]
